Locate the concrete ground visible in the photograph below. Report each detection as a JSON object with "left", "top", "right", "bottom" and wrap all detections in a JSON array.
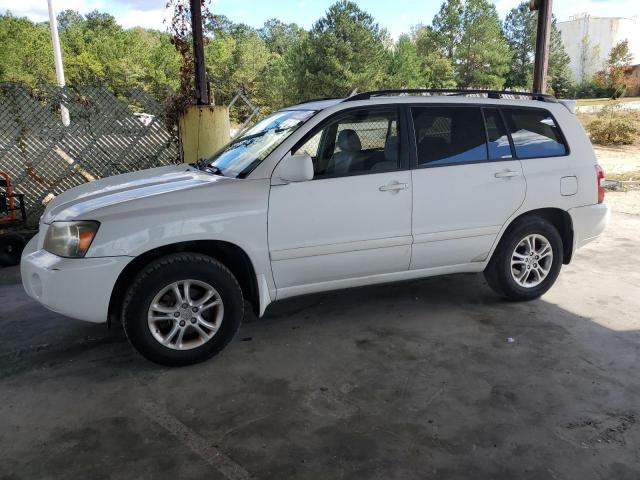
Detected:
[{"left": 1, "top": 199, "right": 640, "bottom": 479}]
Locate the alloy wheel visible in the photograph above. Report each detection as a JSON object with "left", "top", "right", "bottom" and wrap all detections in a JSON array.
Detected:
[
  {"left": 147, "top": 279, "right": 224, "bottom": 350},
  {"left": 510, "top": 234, "right": 553, "bottom": 288}
]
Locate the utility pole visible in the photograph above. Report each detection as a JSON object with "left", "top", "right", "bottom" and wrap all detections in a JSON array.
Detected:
[
  {"left": 47, "top": 0, "right": 70, "bottom": 126},
  {"left": 190, "top": 0, "right": 209, "bottom": 105},
  {"left": 179, "top": 0, "right": 229, "bottom": 164},
  {"left": 530, "top": 0, "right": 553, "bottom": 94}
]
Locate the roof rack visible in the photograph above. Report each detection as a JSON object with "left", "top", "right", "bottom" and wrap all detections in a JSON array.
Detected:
[
  {"left": 295, "top": 97, "right": 342, "bottom": 105},
  {"left": 343, "top": 88, "right": 558, "bottom": 103}
]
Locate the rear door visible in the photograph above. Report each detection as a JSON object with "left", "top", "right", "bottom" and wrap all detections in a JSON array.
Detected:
[{"left": 409, "top": 105, "right": 526, "bottom": 269}]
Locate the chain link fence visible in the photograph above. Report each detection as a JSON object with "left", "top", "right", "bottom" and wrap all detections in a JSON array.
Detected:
[{"left": 0, "top": 82, "right": 180, "bottom": 226}]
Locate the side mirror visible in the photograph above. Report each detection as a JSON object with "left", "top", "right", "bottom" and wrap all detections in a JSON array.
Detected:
[{"left": 272, "top": 153, "right": 314, "bottom": 184}]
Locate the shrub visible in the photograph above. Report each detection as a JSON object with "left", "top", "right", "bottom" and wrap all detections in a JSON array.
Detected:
[{"left": 586, "top": 106, "right": 640, "bottom": 145}]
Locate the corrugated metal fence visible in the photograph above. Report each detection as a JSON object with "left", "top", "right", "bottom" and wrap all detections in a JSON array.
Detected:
[{"left": 0, "top": 82, "right": 179, "bottom": 225}]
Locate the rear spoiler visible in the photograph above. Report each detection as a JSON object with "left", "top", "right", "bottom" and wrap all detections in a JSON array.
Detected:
[{"left": 559, "top": 99, "right": 577, "bottom": 114}]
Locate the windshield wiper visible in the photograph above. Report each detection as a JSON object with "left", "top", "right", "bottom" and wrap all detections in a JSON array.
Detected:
[
  {"left": 194, "top": 160, "right": 225, "bottom": 176},
  {"left": 205, "top": 165, "right": 224, "bottom": 176}
]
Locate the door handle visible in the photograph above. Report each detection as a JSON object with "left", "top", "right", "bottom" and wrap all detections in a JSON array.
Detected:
[
  {"left": 379, "top": 182, "right": 408, "bottom": 192},
  {"left": 494, "top": 170, "right": 521, "bottom": 179}
]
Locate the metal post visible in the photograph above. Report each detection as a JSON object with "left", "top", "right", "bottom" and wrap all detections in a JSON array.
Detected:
[
  {"left": 531, "top": 0, "right": 553, "bottom": 94},
  {"left": 190, "top": 0, "right": 209, "bottom": 105},
  {"left": 47, "top": 0, "right": 70, "bottom": 126}
]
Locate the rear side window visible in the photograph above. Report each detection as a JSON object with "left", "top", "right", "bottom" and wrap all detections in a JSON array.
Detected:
[
  {"left": 483, "top": 108, "right": 512, "bottom": 160},
  {"left": 411, "top": 107, "right": 487, "bottom": 166},
  {"left": 502, "top": 108, "right": 567, "bottom": 159}
]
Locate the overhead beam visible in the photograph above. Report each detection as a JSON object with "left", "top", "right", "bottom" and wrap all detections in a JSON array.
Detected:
[{"left": 530, "top": 0, "right": 553, "bottom": 94}]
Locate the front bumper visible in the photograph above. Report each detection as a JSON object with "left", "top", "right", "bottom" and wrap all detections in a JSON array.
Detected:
[
  {"left": 569, "top": 202, "right": 610, "bottom": 251},
  {"left": 20, "top": 237, "right": 131, "bottom": 323}
]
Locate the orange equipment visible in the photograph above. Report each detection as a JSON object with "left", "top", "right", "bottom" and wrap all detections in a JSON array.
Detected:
[
  {"left": 0, "top": 172, "right": 29, "bottom": 266},
  {"left": 0, "top": 171, "right": 26, "bottom": 226}
]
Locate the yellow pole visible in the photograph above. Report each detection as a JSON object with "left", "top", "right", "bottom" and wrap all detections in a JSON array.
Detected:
[{"left": 179, "top": 105, "right": 231, "bottom": 164}]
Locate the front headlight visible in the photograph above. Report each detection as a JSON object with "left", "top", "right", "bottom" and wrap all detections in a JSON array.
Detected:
[{"left": 43, "top": 221, "right": 100, "bottom": 258}]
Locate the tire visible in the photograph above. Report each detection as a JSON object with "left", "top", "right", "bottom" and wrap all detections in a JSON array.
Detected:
[
  {"left": 122, "top": 253, "right": 244, "bottom": 366},
  {"left": 484, "top": 216, "right": 563, "bottom": 301},
  {"left": 0, "top": 234, "right": 26, "bottom": 267}
]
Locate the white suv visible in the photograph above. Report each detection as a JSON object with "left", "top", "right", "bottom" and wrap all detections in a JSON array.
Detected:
[{"left": 21, "top": 89, "right": 610, "bottom": 366}]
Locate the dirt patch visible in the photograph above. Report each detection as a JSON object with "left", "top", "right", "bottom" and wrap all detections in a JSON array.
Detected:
[
  {"left": 594, "top": 144, "right": 640, "bottom": 181},
  {"left": 557, "top": 413, "right": 636, "bottom": 449}
]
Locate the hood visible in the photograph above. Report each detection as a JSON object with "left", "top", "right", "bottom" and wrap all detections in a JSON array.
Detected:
[{"left": 42, "top": 164, "right": 226, "bottom": 223}]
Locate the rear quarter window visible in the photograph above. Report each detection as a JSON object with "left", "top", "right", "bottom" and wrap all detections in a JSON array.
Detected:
[{"left": 502, "top": 108, "right": 567, "bottom": 159}]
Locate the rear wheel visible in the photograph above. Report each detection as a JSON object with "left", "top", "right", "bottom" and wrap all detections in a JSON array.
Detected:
[
  {"left": 484, "top": 216, "right": 563, "bottom": 301},
  {"left": 0, "top": 234, "right": 25, "bottom": 267},
  {"left": 122, "top": 253, "right": 243, "bottom": 366}
]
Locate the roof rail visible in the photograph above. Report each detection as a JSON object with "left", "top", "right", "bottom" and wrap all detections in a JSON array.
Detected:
[
  {"left": 296, "top": 97, "right": 341, "bottom": 105},
  {"left": 343, "top": 88, "right": 558, "bottom": 103}
]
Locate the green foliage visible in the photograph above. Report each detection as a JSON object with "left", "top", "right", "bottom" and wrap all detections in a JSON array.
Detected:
[
  {"left": 586, "top": 105, "right": 640, "bottom": 145},
  {"left": 594, "top": 40, "right": 633, "bottom": 99},
  {"left": 290, "top": 0, "right": 391, "bottom": 99},
  {"left": 412, "top": 25, "right": 455, "bottom": 87},
  {"left": 259, "top": 19, "right": 305, "bottom": 56},
  {"left": 547, "top": 20, "right": 572, "bottom": 97},
  {"left": 432, "top": 0, "right": 463, "bottom": 60},
  {"left": 0, "top": 10, "right": 180, "bottom": 96},
  {"left": 502, "top": 2, "right": 573, "bottom": 96},
  {"left": 388, "top": 35, "right": 422, "bottom": 88},
  {"left": 1, "top": 0, "right": 599, "bottom": 123},
  {"left": 0, "top": 12, "right": 56, "bottom": 84},
  {"left": 455, "top": 0, "right": 510, "bottom": 89},
  {"left": 502, "top": 3, "right": 534, "bottom": 89},
  {"left": 204, "top": 15, "right": 302, "bottom": 114}
]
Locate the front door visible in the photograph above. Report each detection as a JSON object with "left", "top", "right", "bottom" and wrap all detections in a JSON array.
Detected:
[
  {"left": 409, "top": 106, "right": 526, "bottom": 269},
  {"left": 268, "top": 107, "right": 412, "bottom": 296}
]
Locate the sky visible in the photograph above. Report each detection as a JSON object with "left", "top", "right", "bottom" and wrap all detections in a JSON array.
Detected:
[{"left": 1, "top": 0, "right": 639, "bottom": 37}]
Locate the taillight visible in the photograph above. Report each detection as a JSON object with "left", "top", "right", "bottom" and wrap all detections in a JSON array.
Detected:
[{"left": 595, "top": 165, "right": 605, "bottom": 204}]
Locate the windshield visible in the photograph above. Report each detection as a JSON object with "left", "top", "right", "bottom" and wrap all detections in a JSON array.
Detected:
[{"left": 205, "top": 109, "right": 316, "bottom": 178}]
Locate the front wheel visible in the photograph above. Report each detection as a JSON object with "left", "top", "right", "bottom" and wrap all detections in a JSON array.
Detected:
[
  {"left": 122, "top": 253, "right": 244, "bottom": 366},
  {"left": 484, "top": 216, "right": 563, "bottom": 301}
]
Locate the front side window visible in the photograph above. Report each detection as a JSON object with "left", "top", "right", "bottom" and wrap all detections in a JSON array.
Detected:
[
  {"left": 206, "top": 109, "right": 316, "bottom": 178},
  {"left": 502, "top": 108, "right": 567, "bottom": 159},
  {"left": 412, "top": 107, "right": 487, "bottom": 166},
  {"left": 294, "top": 108, "right": 400, "bottom": 178}
]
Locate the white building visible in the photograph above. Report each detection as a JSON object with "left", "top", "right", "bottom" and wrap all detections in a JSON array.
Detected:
[{"left": 556, "top": 14, "right": 640, "bottom": 81}]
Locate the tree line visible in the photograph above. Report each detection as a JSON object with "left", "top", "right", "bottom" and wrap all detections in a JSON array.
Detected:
[{"left": 0, "top": 0, "right": 593, "bottom": 118}]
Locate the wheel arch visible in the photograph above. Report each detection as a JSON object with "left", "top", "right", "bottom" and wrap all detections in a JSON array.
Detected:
[
  {"left": 108, "top": 240, "right": 260, "bottom": 326},
  {"left": 493, "top": 208, "right": 574, "bottom": 265}
]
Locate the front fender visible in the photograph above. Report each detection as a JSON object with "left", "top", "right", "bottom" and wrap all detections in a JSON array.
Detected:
[{"left": 84, "top": 178, "right": 274, "bottom": 297}]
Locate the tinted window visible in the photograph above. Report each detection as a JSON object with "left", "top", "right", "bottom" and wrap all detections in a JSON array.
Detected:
[
  {"left": 483, "top": 108, "right": 512, "bottom": 160},
  {"left": 412, "top": 107, "right": 487, "bottom": 166},
  {"left": 294, "top": 109, "right": 400, "bottom": 178},
  {"left": 503, "top": 108, "right": 567, "bottom": 159}
]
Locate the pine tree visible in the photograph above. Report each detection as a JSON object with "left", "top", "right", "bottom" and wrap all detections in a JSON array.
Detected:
[
  {"left": 291, "top": 0, "right": 391, "bottom": 99},
  {"left": 455, "top": 0, "right": 511, "bottom": 89},
  {"left": 432, "top": 0, "right": 463, "bottom": 60}
]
